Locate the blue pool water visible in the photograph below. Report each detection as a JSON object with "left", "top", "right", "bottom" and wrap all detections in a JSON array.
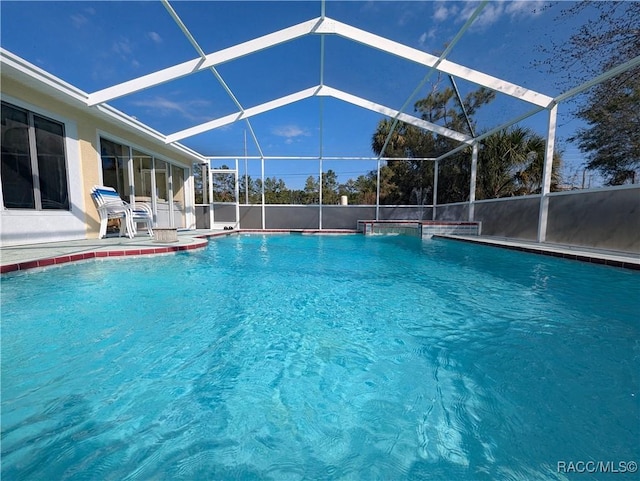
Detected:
[{"left": 1, "top": 235, "right": 639, "bottom": 480}]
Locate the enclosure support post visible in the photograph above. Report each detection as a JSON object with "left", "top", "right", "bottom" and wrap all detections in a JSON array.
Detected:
[
  {"left": 261, "top": 156, "right": 265, "bottom": 230},
  {"left": 432, "top": 160, "right": 439, "bottom": 221},
  {"left": 375, "top": 159, "right": 381, "bottom": 221},
  {"left": 537, "top": 104, "right": 558, "bottom": 243},
  {"left": 319, "top": 158, "right": 323, "bottom": 230},
  {"left": 319, "top": 95, "right": 324, "bottom": 230},
  {"left": 234, "top": 159, "right": 240, "bottom": 228},
  {"left": 469, "top": 143, "right": 478, "bottom": 222},
  {"left": 208, "top": 162, "right": 214, "bottom": 228},
  {"left": 244, "top": 130, "right": 248, "bottom": 205}
]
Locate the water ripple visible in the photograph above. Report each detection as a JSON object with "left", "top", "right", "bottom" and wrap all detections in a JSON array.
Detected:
[{"left": 1, "top": 235, "right": 638, "bottom": 480}]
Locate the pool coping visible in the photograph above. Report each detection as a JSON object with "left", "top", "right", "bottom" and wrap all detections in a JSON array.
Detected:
[
  {"left": 0, "top": 237, "right": 212, "bottom": 274},
  {"left": 436, "top": 235, "right": 640, "bottom": 271}
]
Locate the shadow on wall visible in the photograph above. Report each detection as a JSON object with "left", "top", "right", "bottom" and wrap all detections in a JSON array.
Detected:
[
  {"left": 547, "top": 187, "right": 640, "bottom": 252},
  {"left": 474, "top": 197, "right": 540, "bottom": 241},
  {"left": 434, "top": 203, "right": 469, "bottom": 222}
]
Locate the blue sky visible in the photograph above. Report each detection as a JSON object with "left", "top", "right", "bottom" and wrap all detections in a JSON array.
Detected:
[{"left": 1, "top": 1, "right": 602, "bottom": 188}]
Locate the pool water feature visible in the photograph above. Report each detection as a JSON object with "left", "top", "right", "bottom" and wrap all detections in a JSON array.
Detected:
[{"left": 1, "top": 235, "right": 638, "bottom": 480}]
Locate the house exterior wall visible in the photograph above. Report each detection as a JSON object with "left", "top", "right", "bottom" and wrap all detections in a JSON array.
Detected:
[
  {"left": 1, "top": 81, "right": 86, "bottom": 245},
  {"left": 1, "top": 75, "right": 199, "bottom": 246}
]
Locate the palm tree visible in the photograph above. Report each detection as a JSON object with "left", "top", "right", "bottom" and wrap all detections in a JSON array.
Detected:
[
  {"left": 477, "top": 127, "right": 562, "bottom": 199},
  {"left": 370, "top": 85, "right": 562, "bottom": 203},
  {"left": 371, "top": 83, "right": 496, "bottom": 204}
]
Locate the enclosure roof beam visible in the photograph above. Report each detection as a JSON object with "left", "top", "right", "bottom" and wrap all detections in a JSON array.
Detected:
[
  {"left": 88, "top": 14, "right": 552, "bottom": 109},
  {"left": 205, "top": 155, "right": 438, "bottom": 161},
  {"left": 161, "top": 0, "right": 266, "bottom": 157},
  {"left": 435, "top": 105, "right": 546, "bottom": 162},
  {"left": 318, "top": 86, "right": 472, "bottom": 143},
  {"left": 166, "top": 84, "right": 472, "bottom": 144},
  {"left": 552, "top": 54, "right": 640, "bottom": 105},
  {"left": 315, "top": 17, "right": 553, "bottom": 108},
  {"left": 87, "top": 16, "right": 324, "bottom": 106},
  {"left": 433, "top": 53, "right": 640, "bottom": 162},
  {"left": 449, "top": 75, "right": 475, "bottom": 137},
  {"left": 162, "top": 0, "right": 244, "bottom": 114},
  {"left": 373, "top": 1, "right": 485, "bottom": 160},
  {"left": 166, "top": 86, "right": 321, "bottom": 143}
]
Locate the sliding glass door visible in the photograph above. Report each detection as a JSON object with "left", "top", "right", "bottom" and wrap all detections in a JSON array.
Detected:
[
  {"left": 100, "top": 137, "right": 191, "bottom": 230},
  {"left": 171, "top": 165, "right": 186, "bottom": 229}
]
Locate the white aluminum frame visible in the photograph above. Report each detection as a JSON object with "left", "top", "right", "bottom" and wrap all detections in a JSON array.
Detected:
[
  {"left": 210, "top": 166, "right": 239, "bottom": 228},
  {"left": 33, "top": 0, "right": 637, "bottom": 240}
]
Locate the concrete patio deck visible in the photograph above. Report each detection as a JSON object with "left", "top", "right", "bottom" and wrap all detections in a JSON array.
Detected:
[
  {"left": 1, "top": 230, "right": 638, "bottom": 274},
  {"left": 437, "top": 235, "right": 640, "bottom": 270},
  {"left": 0, "top": 230, "right": 227, "bottom": 274}
]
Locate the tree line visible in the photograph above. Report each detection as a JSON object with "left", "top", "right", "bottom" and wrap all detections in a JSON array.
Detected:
[{"left": 207, "top": 169, "right": 381, "bottom": 205}]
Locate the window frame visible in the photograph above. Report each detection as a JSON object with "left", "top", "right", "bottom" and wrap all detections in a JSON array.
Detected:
[
  {"left": 98, "top": 132, "right": 192, "bottom": 229},
  {"left": 1, "top": 101, "right": 70, "bottom": 211}
]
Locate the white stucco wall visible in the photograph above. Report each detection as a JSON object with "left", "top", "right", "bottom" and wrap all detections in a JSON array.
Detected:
[
  {"left": 1, "top": 53, "right": 202, "bottom": 246},
  {"left": 0, "top": 94, "right": 86, "bottom": 246}
]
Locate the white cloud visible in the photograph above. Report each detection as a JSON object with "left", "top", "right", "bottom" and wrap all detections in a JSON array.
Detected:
[
  {"left": 70, "top": 7, "right": 95, "bottom": 28},
  {"left": 462, "top": 0, "right": 547, "bottom": 30},
  {"left": 111, "top": 37, "right": 141, "bottom": 69},
  {"left": 112, "top": 37, "right": 133, "bottom": 56},
  {"left": 360, "top": 1, "right": 381, "bottom": 14},
  {"left": 419, "top": 27, "right": 438, "bottom": 48},
  {"left": 433, "top": 4, "right": 453, "bottom": 22},
  {"left": 473, "top": 3, "right": 505, "bottom": 28},
  {"left": 505, "top": 0, "right": 546, "bottom": 17},
  {"left": 397, "top": 2, "right": 429, "bottom": 27},
  {"left": 131, "top": 96, "right": 212, "bottom": 122},
  {"left": 70, "top": 14, "right": 88, "bottom": 28},
  {"left": 272, "top": 125, "right": 310, "bottom": 140},
  {"left": 148, "top": 31, "right": 163, "bottom": 44}
]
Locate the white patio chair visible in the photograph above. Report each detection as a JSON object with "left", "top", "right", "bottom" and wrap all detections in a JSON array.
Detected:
[{"left": 91, "top": 186, "right": 153, "bottom": 239}]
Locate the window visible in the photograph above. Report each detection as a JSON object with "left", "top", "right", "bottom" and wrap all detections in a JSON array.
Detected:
[
  {"left": 1, "top": 102, "right": 69, "bottom": 210},
  {"left": 132, "top": 150, "right": 153, "bottom": 200},
  {"left": 100, "top": 138, "right": 129, "bottom": 197},
  {"left": 154, "top": 159, "right": 168, "bottom": 202}
]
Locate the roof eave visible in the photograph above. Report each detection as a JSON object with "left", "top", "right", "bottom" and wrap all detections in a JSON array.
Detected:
[{"left": 0, "top": 48, "right": 206, "bottom": 164}]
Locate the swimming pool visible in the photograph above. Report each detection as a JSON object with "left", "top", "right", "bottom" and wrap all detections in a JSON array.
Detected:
[{"left": 1, "top": 235, "right": 638, "bottom": 480}]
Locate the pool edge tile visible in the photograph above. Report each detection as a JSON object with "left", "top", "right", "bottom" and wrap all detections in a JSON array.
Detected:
[
  {"left": 54, "top": 256, "right": 72, "bottom": 265},
  {"left": 435, "top": 235, "right": 640, "bottom": 271},
  {"left": 37, "top": 258, "right": 56, "bottom": 268},
  {"left": 1, "top": 264, "right": 19, "bottom": 273}
]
